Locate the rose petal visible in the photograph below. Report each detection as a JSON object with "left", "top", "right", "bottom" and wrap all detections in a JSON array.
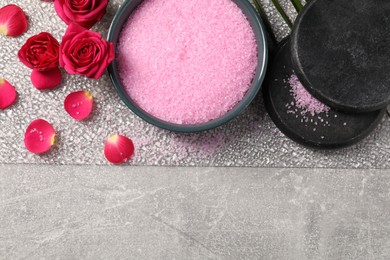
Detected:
[
  {"left": 31, "top": 67, "right": 62, "bottom": 90},
  {"left": 64, "top": 90, "right": 93, "bottom": 120},
  {"left": 24, "top": 119, "right": 55, "bottom": 154},
  {"left": 0, "top": 4, "right": 28, "bottom": 37},
  {"left": 0, "top": 78, "right": 17, "bottom": 109},
  {"left": 104, "top": 134, "right": 135, "bottom": 164}
]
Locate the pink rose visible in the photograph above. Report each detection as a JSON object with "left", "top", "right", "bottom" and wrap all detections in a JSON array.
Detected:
[
  {"left": 59, "top": 23, "right": 114, "bottom": 79},
  {"left": 18, "top": 32, "right": 60, "bottom": 71},
  {"left": 54, "top": 0, "right": 109, "bottom": 29}
]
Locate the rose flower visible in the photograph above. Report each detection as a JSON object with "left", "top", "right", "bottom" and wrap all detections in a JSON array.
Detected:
[
  {"left": 54, "top": 0, "right": 109, "bottom": 29},
  {"left": 59, "top": 23, "right": 114, "bottom": 79},
  {"left": 18, "top": 32, "right": 60, "bottom": 71},
  {"left": 18, "top": 32, "right": 62, "bottom": 90}
]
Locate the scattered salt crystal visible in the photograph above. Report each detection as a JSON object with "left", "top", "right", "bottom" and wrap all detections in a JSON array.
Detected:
[
  {"left": 288, "top": 74, "right": 330, "bottom": 116},
  {"left": 117, "top": 0, "right": 257, "bottom": 125}
]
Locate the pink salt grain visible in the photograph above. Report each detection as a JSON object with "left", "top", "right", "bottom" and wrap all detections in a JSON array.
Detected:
[
  {"left": 117, "top": 0, "right": 258, "bottom": 124},
  {"left": 289, "top": 74, "right": 330, "bottom": 116}
]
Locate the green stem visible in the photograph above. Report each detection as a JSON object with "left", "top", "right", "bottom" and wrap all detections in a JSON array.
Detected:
[
  {"left": 289, "top": 0, "right": 303, "bottom": 12},
  {"left": 253, "top": 0, "right": 277, "bottom": 44},
  {"left": 271, "top": 0, "right": 293, "bottom": 28}
]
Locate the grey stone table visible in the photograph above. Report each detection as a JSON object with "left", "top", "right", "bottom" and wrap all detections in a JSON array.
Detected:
[
  {"left": 1, "top": 165, "right": 390, "bottom": 259},
  {"left": 1, "top": 0, "right": 389, "bottom": 259}
]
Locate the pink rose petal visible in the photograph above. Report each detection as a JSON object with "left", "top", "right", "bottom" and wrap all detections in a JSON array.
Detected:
[
  {"left": 30, "top": 68, "right": 62, "bottom": 90},
  {"left": 104, "top": 134, "right": 135, "bottom": 164},
  {"left": 0, "top": 4, "right": 28, "bottom": 37},
  {"left": 0, "top": 78, "right": 17, "bottom": 109},
  {"left": 64, "top": 90, "right": 93, "bottom": 120},
  {"left": 24, "top": 119, "right": 56, "bottom": 154}
]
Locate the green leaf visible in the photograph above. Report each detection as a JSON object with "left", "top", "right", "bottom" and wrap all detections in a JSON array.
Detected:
[{"left": 290, "top": 0, "right": 303, "bottom": 12}]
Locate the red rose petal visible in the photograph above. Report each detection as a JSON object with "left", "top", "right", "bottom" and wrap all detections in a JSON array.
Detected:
[
  {"left": 104, "top": 134, "right": 135, "bottom": 164},
  {"left": 24, "top": 119, "right": 55, "bottom": 154},
  {"left": 0, "top": 78, "right": 17, "bottom": 109},
  {"left": 0, "top": 4, "right": 28, "bottom": 37},
  {"left": 64, "top": 90, "right": 93, "bottom": 120},
  {"left": 31, "top": 68, "right": 62, "bottom": 90}
]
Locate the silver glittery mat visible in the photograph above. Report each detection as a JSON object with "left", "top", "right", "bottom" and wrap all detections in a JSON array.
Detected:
[{"left": 1, "top": 0, "right": 389, "bottom": 168}]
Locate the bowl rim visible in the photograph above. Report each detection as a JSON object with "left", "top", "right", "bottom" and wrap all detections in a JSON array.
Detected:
[{"left": 107, "top": 0, "right": 268, "bottom": 133}]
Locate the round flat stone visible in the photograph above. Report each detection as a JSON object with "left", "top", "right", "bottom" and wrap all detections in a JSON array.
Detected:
[
  {"left": 291, "top": 0, "right": 390, "bottom": 112},
  {"left": 263, "top": 38, "right": 385, "bottom": 149}
]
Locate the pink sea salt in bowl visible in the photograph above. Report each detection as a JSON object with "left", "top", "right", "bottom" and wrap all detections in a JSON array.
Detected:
[{"left": 107, "top": 0, "right": 268, "bottom": 132}]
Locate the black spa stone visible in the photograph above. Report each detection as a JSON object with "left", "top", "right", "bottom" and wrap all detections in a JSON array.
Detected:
[
  {"left": 263, "top": 38, "right": 385, "bottom": 149},
  {"left": 291, "top": 0, "right": 390, "bottom": 112}
]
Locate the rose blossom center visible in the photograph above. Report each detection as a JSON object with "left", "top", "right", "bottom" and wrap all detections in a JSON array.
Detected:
[
  {"left": 78, "top": 43, "right": 95, "bottom": 58},
  {"left": 68, "top": 0, "right": 91, "bottom": 11},
  {"left": 31, "top": 45, "right": 47, "bottom": 55}
]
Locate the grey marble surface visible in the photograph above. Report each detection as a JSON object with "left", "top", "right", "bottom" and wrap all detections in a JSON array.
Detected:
[
  {"left": 0, "top": 0, "right": 389, "bottom": 167},
  {"left": 0, "top": 165, "right": 390, "bottom": 259}
]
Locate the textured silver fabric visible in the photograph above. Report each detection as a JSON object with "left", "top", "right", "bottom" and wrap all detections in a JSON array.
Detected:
[{"left": 0, "top": 0, "right": 389, "bottom": 167}]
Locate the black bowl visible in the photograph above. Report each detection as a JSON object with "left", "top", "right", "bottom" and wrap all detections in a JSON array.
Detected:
[{"left": 107, "top": 0, "right": 268, "bottom": 132}]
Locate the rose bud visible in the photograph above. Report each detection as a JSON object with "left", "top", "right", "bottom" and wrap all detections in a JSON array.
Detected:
[
  {"left": 54, "top": 0, "right": 108, "bottom": 29},
  {"left": 24, "top": 119, "right": 56, "bottom": 154},
  {"left": 0, "top": 4, "right": 28, "bottom": 37},
  {"left": 59, "top": 23, "right": 114, "bottom": 79},
  {"left": 0, "top": 78, "right": 17, "bottom": 109},
  {"left": 64, "top": 90, "right": 93, "bottom": 120},
  {"left": 104, "top": 134, "right": 135, "bottom": 164}
]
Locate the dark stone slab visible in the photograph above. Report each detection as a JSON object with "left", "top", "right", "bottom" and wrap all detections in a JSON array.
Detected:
[
  {"left": 263, "top": 39, "right": 385, "bottom": 149},
  {"left": 291, "top": 0, "right": 390, "bottom": 112}
]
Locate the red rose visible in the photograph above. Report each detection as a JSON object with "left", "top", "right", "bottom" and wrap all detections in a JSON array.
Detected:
[
  {"left": 59, "top": 23, "right": 114, "bottom": 79},
  {"left": 17, "top": 32, "right": 60, "bottom": 71},
  {"left": 54, "top": 0, "right": 109, "bottom": 29}
]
